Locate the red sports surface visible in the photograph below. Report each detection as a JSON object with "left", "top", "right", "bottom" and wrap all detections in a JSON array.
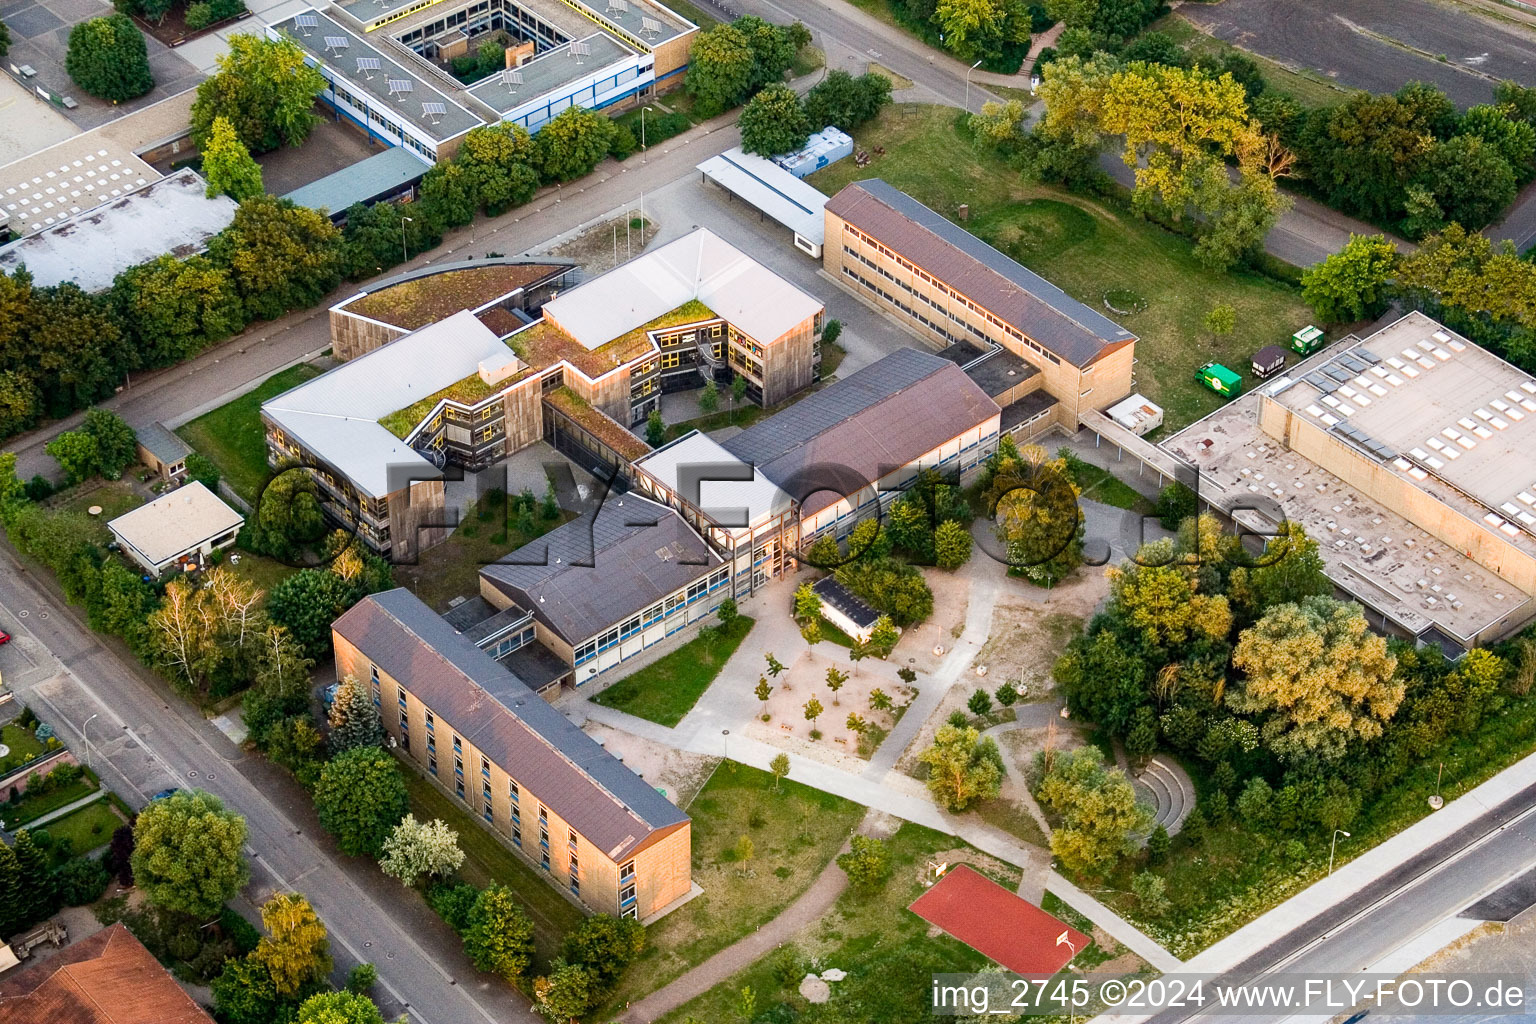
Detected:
[{"left": 909, "top": 864, "right": 1090, "bottom": 975}]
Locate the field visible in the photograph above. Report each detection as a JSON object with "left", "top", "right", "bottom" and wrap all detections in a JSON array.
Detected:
[
  {"left": 655, "top": 823, "right": 1029, "bottom": 1024},
  {"left": 1155, "top": 13, "right": 1361, "bottom": 110},
  {"left": 590, "top": 615, "right": 755, "bottom": 726},
  {"left": 806, "top": 105, "right": 1312, "bottom": 432},
  {"left": 598, "top": 761, "right": 867, "bottom": 1015},
  {"left": 177, "top": 364, "right": 324, "bottom": 502},
  {"left": 402, "top": 771, "right": 585, "bottom": 963}
]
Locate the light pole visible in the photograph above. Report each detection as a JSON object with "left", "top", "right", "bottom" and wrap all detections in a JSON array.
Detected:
[
  {"left": 964, "top": 58, "right": 983, "bottom": 112},
  {"left": 1328, "top": 829, "right": 1350, "bottom": 875},
  {"left": 642, "top": 105, "right": 651, "bottom": 163},
  {"left": 401, "top": 215, "right": 413, "bottom": 264},
  {"left": 722, "top": 728, "right": 730, "bottom": 761},
  {"left": 82, "top": 713, "right": 98, "bottom": 770}
]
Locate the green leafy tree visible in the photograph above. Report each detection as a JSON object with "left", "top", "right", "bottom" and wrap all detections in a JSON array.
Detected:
[
  {"left": 933, "top": 518, "right": 972, "bottom": 569},
  {"left": 698, "top": 377, "right": 720, "bottom": 414},
  {"left": 803, "top": 696, "right": 824, "bottom": 728},
  {"left": 111, "top": 254, "right": 245, "bottom": 366},
  {"left": 191, "top": 34, "right": 326, "bottom": 152},
  {"left": 380, "top": 814, "right": 465, "bottom": 885},
  {"left": 919, "top": 724, "right": 1004, "bottom": 810},
  {"left": 1231, "top": 596, "right": 1402, "bottom": 763},
  {"left": 212, "top": 957, "right": 286, "bottom": 1024},
  {"left": 314, "top": 745, "right": 409, "bottom": 857},
  {"left": 66, "top": 14, "right": 153, "bottom": 102},
  {"left": 0, "top": 18, "right": 10, "bottom": 58},
  {"left": 295, "top": 990, "right": 386, "bottom": 1024},
  {"left": 0, "top": 369, "right": 42, "bottom": 439},
  {"left": 268, "top": 569, "right": 357, "bottom": 660},
  {"left": 1301, "top": 234, "right": 1399, "bottom": 324},
  {"left": 968, "top": 688, "right": 993, "bottom": 716},
  {"left": 995, "top": 681, "right": 1019, "bottom": 707},
  {"left": 1422, "top": 133, "right": 1518, "bottom": 232},
  {"left": 936, "top": 0, "right": 1005, "bottom": 60},
  {"left": 793, "top": 581, "right": 822, "bottom": 623},
  {"left": 253, "top": 892, "right": 333, "bottom": 997},
  {"left": 1459, "top": 103, "right": 1536, "bottom": 183},
  {"left": 1204, "top": 303, "right": 1236, "bottom": 336},
  {"left": 131, "top": 789, "right": 250, "bottom": 918},
  {"left": 685, "top": 22, "right": 755, "bottom": 117},
  {"left": 765, "top": 652, "right": 786, "bottom": 678},
  {"left": 969, "top": 99, "right": 1030, "bottom": 153},
  {"left": 836, "top": 835, "right": 891, "bottom": 893},
  {"left": 464, "top": 883, "right": 536, "bottom": 982},
  {"left": 535, "top": 106, "right": 616, "bottom": 182},
  {"left": 770, "top": 752, "right": 790, "bottom": 789},
  {"left": 534, "top": 960, "right": 599, "bottom": 1022},
  {"left": 418, "top": 161, "right": 478, "bottom": 228},
  {"left": 46, "top": 430, "right": 100, "bottom": 484},
  {"left": 456, "top": 122, "right": 540, "bottom": 214},
  {"left": 327, "top": 674, "right": 384, "bottom": 754},
  {"left": 869, "top": 614, "right": 899, "bottom": 654},
  {"left": 203, "top": 115, "right": 265, "bottom": 201},
  {"left": 804, "top": 70, "right": 893, "bottom": 132},
  {"left": 1034, "top": 747, "right": 1149, "bottom": 875},
  {"left": 834, "top": 557, "right": 934, "bottom": 625},
  {"left": 988, "top": 442, "right": 1084, "bottom": 584},
  {"left": 559, "top": 913, "right": 645, "bottom": 1001},
  {"left": 78, "top": 407, "right": 136, "bottom": 479},
  {"left": 12, "top": 830, "right": 57, "bottom": 928},
  {"left": 209, "top": 195, "right": 344, "bottom": 321},
  {"left": 730, "top": 373, "right": 749, "bottom": 415},
  {"left": 825, "top": 666, "right": 848, "bottom": 703},
  {"left": 738, "top": 84, "right": 811, "bottom": 157},
  {"left": 27, "top": 281, "right": 132, "bottom": 417},
  {"left": 735, "top": 15, "right": 795, "bottom": 90},
  {"left": 0, "top": 843, "right": 21, "bottom": 937},
  {"left": 248, "top": 469, "right": 328, "bottom": 558},
  {"left": 1132, "top": 871, "right": 1171, "bottom": 917},
  {"left": 645, "top": 408, "right": 666, "bottom": 447}
]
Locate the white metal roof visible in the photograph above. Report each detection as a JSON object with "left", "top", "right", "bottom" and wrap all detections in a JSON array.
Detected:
[
  {"left": 539, "top": 227, "right": 823, "bottom": 350},
  {"left": 108, "top": 482, "right": 245, "bottom": 566},
  {"left": 262, "top": 309, "right": 509, "bottom": 498},
  {"left": 633, "top": 430, "right": 792, "bottom": 536},
  {"left": 696, "top": 148, "right": 828, "bottom": 245}
]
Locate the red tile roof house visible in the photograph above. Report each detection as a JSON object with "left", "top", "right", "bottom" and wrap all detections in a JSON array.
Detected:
[{"left": 0, "top": 923, "right": 214, "bottom": 1024}]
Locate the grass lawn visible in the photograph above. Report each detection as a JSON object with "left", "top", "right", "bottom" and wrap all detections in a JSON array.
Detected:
[
  {"left": 6, "top": 776, "right": 100, "bottom": 827},
  {"left": 662, "top": 402, "right": 769, "bottom": 443},
  {"left": 177, "top": 364, "right": 324, "bottom": 502},
  {"left": 806, "top": 104, "right": 1311, "bottom": 432},
  {"left": 1064, "top": 456, "right": 1155, "bottom": 514},
  {"left": 972, "top": 795, "right": 1049, "bottom": 849},
  {"left": 1156, "top": 13, "right": 1359, "bottom": 110},
  {"left": 655, "top": 822, "right": 1026, "bottom": 1024},
  {"left": 392, "top": 493, "right": 575, "bottom": 612},
  {"left": 598, "top": 761, "right": 866, "bottom": 1016},
  {"left": 656, "top": 0, "right": 716, "bottom": 25},
  {"left": 817, "top": 615, "right": 856, "bottom": 649},
  {"left": 590, "top": 615, "right": 754, "bottom": 727},
  {"left": 225, "top": 551, "right": 299, "bottom": 595},
  {"left": 0, "top": 723, "right": 48, "bottom": 768},
  {"left": 402, "top": 772, "right": 585, "bottom": 963},
  {"left": 50, "top": 481, "right": 144, "bottom": 546},
  {"left": 41, "top": 799, "right": 125, "bottom": 862}
]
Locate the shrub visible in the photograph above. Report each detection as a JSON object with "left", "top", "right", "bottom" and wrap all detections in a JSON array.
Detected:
[
  {"left": 427, "top": 879, "right": 480, "bottom": 933},
  {"left": 54, "top": 857, "right": 111, "bottom": 905}
]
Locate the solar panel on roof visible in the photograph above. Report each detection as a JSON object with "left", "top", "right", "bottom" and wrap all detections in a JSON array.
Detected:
[
  {"left": 387, "top": 78, "right": 413, "bottom": 99},
  {"left": 421, "top": 101, "right": 446, "bottom": 121},
  {"left": 607, "top": 0, "right": 628, "bottom": 11},
  {"left": 641, "top": 14, "right": 662, "bottom": 34},
  {"left": 294, "top": 12, "right": 317, "bottom": 29},
  {"left": 500, "top": 67, "right": 523, "bottom": 87},
  {"left": 324, "top": 35, "right": 349, "bottom": 51},
  {"left": 356, "top": 56, "right": 381, "bottom": 74},
  {"left": 1357, "top": 348, "right": 1381, "bottom": 363},
  {"left": 570, "top": 40, "right": 591, "bottom": 60}
]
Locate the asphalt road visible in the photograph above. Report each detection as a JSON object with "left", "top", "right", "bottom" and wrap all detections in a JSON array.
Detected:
[{"left": 0, "top": 545, "right": 540, "bottom": 1024}]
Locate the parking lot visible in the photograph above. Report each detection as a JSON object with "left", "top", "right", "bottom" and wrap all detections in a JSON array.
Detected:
[{"left": 1183, "top": 0, "right": 1536, "bottom": 107}]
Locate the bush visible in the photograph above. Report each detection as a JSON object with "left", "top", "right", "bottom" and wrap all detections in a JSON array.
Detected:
[
  {"left": 833, "top": 557, "right": 933, "bottom": 626},
  {"left": 65, "top": 14, "right": 153, "bottom": 102},
  {"left": 184, "top": 2, "right": 214, "bottom": 29},
  {"left": 54, "top": 857, "right": 111, "bottom": 906},
  {"left": 427, "top": 879, "right": 480, "bottom": 933}
]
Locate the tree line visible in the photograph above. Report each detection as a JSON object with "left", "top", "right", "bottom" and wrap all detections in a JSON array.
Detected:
[{"left": 738, "top": 70, "right": 892, "bottom": 158}]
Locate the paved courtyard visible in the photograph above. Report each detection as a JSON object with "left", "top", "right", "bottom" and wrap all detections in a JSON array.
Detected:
[
  {"left": 0, "top": 74, "right": 78, "bottom": 165},
  {"left": 0, "top": 0, "right": 203, "bottom": 132}
]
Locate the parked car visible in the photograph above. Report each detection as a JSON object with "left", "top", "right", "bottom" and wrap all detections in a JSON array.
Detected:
[
  {"left": 149, "top": 788, "right": 182, "bottom": 802},
  {"left": 0, "top": 629, "right": 10, "bottom": 645}
]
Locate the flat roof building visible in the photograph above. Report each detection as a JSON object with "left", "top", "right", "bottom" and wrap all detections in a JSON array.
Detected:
[
  {"left": 0, "top": 170, "right": 236, "bottom": 291},
  {"left": 334, "top": 588, "right": 692, "bottom": 918},
  {"left": 1164, "top": 312, "right": 1536, "bottom": 649},
  {"left": 107, "top": 482, "right": 245, "bottom": 577},
  {"left": 823, "top": 179, "right": 1136, "bottom": 437},
  {"left": 283, "top": 145, "right": 432, "bottom": 216},
  {"left": 696, "top": 147, "right": 830, "bottom": 257}
]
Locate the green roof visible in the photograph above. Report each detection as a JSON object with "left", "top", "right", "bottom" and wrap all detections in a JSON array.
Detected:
[{"left": 378, "top": 372, "right": 506, "bottom": 438}]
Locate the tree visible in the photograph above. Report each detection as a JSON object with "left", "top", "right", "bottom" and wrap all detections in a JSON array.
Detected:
[
  {"left": 804, "top": 70, "right": 892, "bottom": 132},
  {"left": 131, "top": 789, "right": 249, "bottom": 918},
  {"left": 295, "top": 991, "right": 387, "bottom": 1024},
  {"left": 1204, "top": 303, "right": 1236, "bottom": 336},
  {"left": 755, "top": 676, "right": 773, "bottom": 710},
  {"left": 111, "top": 254, "right": 245, "bottom": 366},
  {"left": 268, "top": 569, "right": 356, "bottom": 660},
  {"left": 534, "top": 106, "right": 615, "bottom": 183},
  {"left": 1231, "top": 596, "right": 1402, "bottom": 763},
  {"left": 1034, "top": 747, "right": 1149, "bottom": 875},
  {"left": 1459, "top": 103, "right": 1536, "bottom": 183},
  {"left": 739, "top": 84, "right": 811, "bottom": 157},
  {"left": 968, "top": 688, "right": 993, "bottom": 716},
  {"left": 326, "top": 674, "right": 383, "bottom": 754},
  {"left": 1299, "top": 233, "right": 1397, "bottom": 323},
  {"left": 803, "top": 696, "right": 824, "bottom": 729},
  {"left": 0, "top": 370, "right": 42, "bottom": 439},
  {"left": 0, "top": 842, "right": 21, "bottom": 937},
  {"left": 933, "top": 518, "right": 973, "bottom": 569},
  {"left": 936, "top": 0, "right": 1004, "bottom": 60},
  {"left": 561, "top": 913, "right": 645, "bottom": 1000},
  {"left": 1132, "top": 872, "right": 1171, "bottom": 917},
  {"left": 1231, "top": 521, "right": 1332, "bottom": 616},
  {"left": 1422, "top": 133, "right": 1518, "bottom": 232},
  {"left": 208, "top": 196, "right": 344, "bottom": 321},
  {"left": 24, "top": 281, "right": 132, "bottom": 418},
  {"left": 203, "top": 116, "right": 265, "bottom": 201},
  {"left": 534, "top": 960, "right": 599, "bottom": 1022},
  {"left": 418, "top": 161, "right": 478, "bottom": 228},
  {"left": 995, "top": 680, "right": 1019, "bottom": 707},
  {"left": 314, "top": 746, "right": 409, "bottom": 857},
  {"left": 12, "top": 830, "right": 56, "bottom": 928},
  {"left": 457, "top": 122, "right": 540, "bottom": 214},
  {"left": 463, "top": 884, "right": 536, "bottom": 983},
  {"left": 800, "top": 618, "right": 822, "bottom": 647},
  {"left": 645, "top": 408, "right": 666, "bottom": 447},
  {"left": 685, "top": 23, "right": 755, "bottom": 117},
  {"left": 253, "top": 892, "right": 333, "bottom": 997},
  {"left": 825, "top": 666, "right": 848, "bottom": 704},
  {"left": 919, "top": 724, "right": 1004, "bottom": 811},
  {"left": 346, "top": 963, "right": 378, "bottom": 994},
  {"left": 542, "top": 480, "right": 560, "bottom": 519},
  {"left": 716, "top": 597, "right": 739, "bottom": 632},
  {"left": 770, "top": 752, "right": 790, "bottom": 789},
  {"left": 46, "top": 430, "right": 100, "bottom": 484},
  {"left": 213, "top": 956, "right": 286, "bottom": 1024},
  {"left": 793, "top": 582, "right": 822, "bottom": 623},
  {"left": 988, "top": 442, "right": 1084, "bottom": 584},
  {"left": 380, "top": 814, "right": 466, "bottom": 885},
  {"left": 765, "top": 652, "right": 786, "bottom": 678},
  {"left": 0, "top": 17, "right": 10, "bottom": 58},
  {"left": 845, "top": 711, "right": 866, "bottom": 735},
  {"left": 730, "top": 373, "right": 749, "bottom": 417},
  {"left": 969, "top": 99, "right": 1030, "bottom": 153},
  {"left": 66, "top": 14, "right": 152, "bottom": 102},
  {"left": 869, "top": 614, "right": 899, "bottom": 654},
  {"left": 698, "top": 377, "right": 720, "bottom": 414},
  {"left": 191, "top": 34, "right": 326, "bottom": 152},
  {"left": 837, "top": 835, "right": 892, "bottom": 893}
]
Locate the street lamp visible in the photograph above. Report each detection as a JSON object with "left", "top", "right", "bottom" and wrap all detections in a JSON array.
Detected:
[
  {"left": 642, "top": 105, "right": 652, "bottom": 163},
  {"left": 722, "top": 728, "right": 730, "bottom": 761},
  {"left": 401, "top": 216, "right": 413, "bottom": 265},
  {"left": 82, "top": 713, "right": 98, "bottom": 770},
  {"left": 964, "top": 58, "right": 983, "bottom": 112},
  {"left": 1328, "top": 829, "right": 1351, "bottom": 875}
]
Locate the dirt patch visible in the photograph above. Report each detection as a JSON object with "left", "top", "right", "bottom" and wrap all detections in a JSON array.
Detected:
[
  {"left": 546, "top": 214, "right": 659, "bottom": 276},
  {"left": 896, "top": 568, "right": 971, "bottom": 677},
  {"left": 580, "top": 720, "right": 718, "bottom": 807},
  {"left": 974, "top": 570, "right": 1110, "bottom": 699},
  {"left": 745, "top": 644, "right": 919, "bottom": 765}
]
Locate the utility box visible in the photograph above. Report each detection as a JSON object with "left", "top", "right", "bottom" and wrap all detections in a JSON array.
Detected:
[
  {"left": 1106, "top": 393, "right": 1164, "bottom": 435},
  {"left": 1291, "top": 324, "right": 1325, "bottom": 355},
  {"left": 1251, "top": 344, "right": 1287, "bottom": 379},
  {"left": 1197, "top": 361, "right": 1242, "bottom": 398}
]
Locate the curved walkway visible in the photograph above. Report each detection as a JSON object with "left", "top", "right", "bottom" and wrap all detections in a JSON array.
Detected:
[{"left": 619, "top": 826, "right": 859, "bottom": 1024}]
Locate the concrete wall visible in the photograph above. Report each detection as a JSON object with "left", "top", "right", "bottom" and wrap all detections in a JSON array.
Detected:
[
  {"left": 335, "top": 631, "right": 691, "bottom": 918},
  {"left": 1259, "top": 395, "right": 1536, "bottom": 597}
]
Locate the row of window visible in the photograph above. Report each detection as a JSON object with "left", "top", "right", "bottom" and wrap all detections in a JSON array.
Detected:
[{"left": 571, "top": 567, "right": 729, "bottom": 665}]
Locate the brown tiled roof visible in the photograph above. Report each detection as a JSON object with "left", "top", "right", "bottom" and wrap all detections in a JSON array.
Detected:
[
  {"left": 824, "top": 180, "right": 1137, "bottom": 368},
  {"left": 0, "top": 924, "right": 213, "bottom": 1024},
  {"left": 332, "top": 590, "right": 688, "bottom": 862}
]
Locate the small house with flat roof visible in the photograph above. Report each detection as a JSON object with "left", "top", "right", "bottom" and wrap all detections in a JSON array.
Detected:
[{"left": 107, "top": 482, "right": 244, "bottom": 577}]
